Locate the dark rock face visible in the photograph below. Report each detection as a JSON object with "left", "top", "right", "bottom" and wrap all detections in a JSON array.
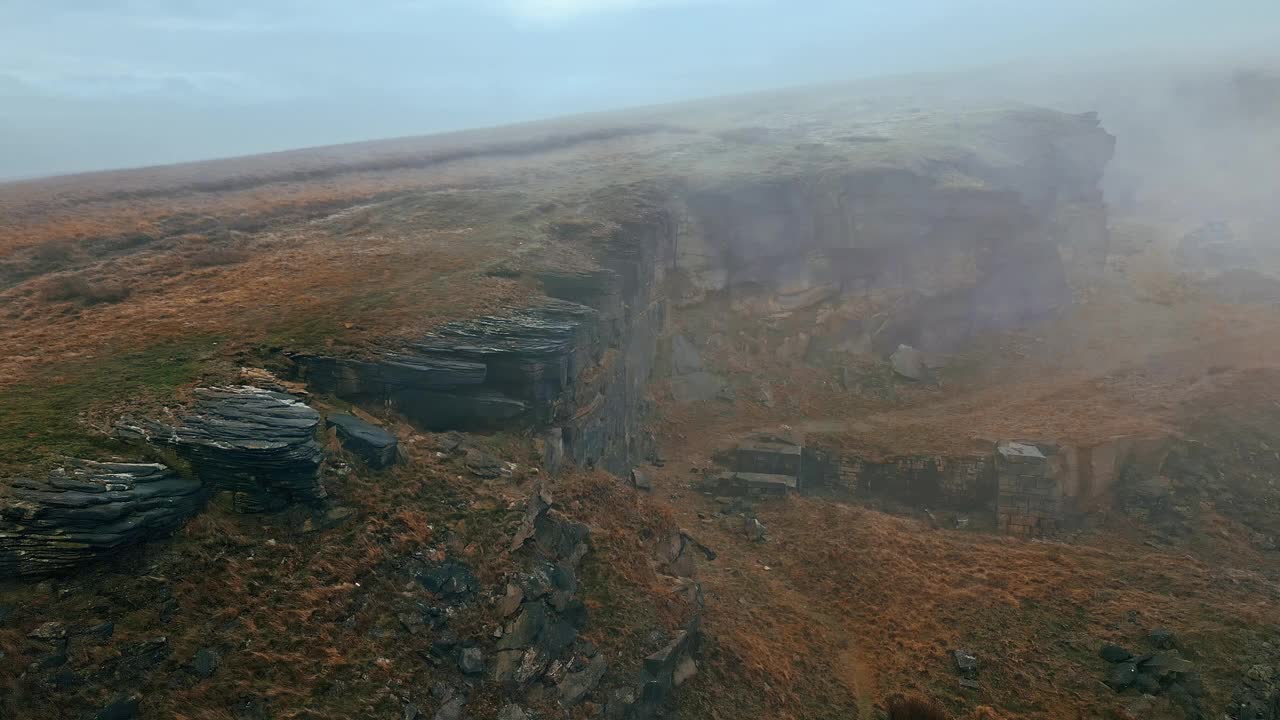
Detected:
[
  {"left": 674, "top": 112, "right": 1114, "bottom": 360},
  {"left": 1100, "top": 644, "right": 1133, "bottom": 663},
  {"left": 299, "top": 300, "right": 596, "bottom": 433},
  {"left": 119, "top": 386, "right": 324, "bottom": 513},
  {"left": 95, "top": 694, "right": 141, "bottom": 720},
  {"left": 0, "top": 460, "right": 205, "bottom": 577},
  {"left": 326, "top": 414, "right": 398, "bottom": 469},
  {"left": 621, "top": 625, "right": 701, "bottom": 720},
  {"left": 298, "top": 219, "right": 673, "bottom": 476}
]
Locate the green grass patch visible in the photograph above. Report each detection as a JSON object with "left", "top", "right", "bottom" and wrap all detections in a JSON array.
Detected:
[{"left": 0, "top": 337, "right": 224, "bottom": 473}]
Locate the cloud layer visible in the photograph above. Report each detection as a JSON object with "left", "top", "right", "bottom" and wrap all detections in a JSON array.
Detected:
[{"left": 1, "top": 0, "right": 1277, "bottom": 178}]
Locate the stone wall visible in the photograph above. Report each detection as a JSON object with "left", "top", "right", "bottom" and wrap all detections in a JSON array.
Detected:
[
  {"left": 831, "top": 453, "right": 996, "bottom": 510},
  {"left": 996, "top": 442, "right": 1061, "bottom": 536}
]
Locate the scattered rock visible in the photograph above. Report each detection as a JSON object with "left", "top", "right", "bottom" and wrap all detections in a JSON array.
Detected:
[
  {"left": 510, "top": 483, "right": 554, "bottom": 552},
  {"left": 630, "top": 468, "right": 652, "bottom": 492},
  {"left": 1100, "top": 644, "right": 1134, "bottom": 663},
  {"left": 192, "top": 647, "right": 220, "bottom": 678},
  {"left": 673, "top": 656, "right": 698, "bottom": 687},
  {"left": 559, "top": 654, "right": 608, "bottom": 705},
  {"left": 1247, "top": 664, "right": 1275, "bottom": 684},
  {"left": 34, "top": 649, "right": 69, "bottom": 670},
  {"left": 890, "top": 344, "right": 925, "bottom": 381},
  {"left": 28, "top": 621, "right": 67, "bottom": 641},
  {"left": 49, "top": 668, "right": 84, "bottom": 690},
  {"left": 951, "top": 649, "right": 979, "bottom": 677},
  {"left": 496, "top": 705, "right": 528, "bottom": 720},
  {"left": 458, "top": 647, "right": 485, "bottom": 675},
  {"left": 327, "top": 413, "right": 399, "bottom": 469},
  {"left": 498, "top": 583, "right": 524, "bottom": 617},
  {"left": 431, "top": 629, "right": 460, "bottom": 657},
  {"left": 306, "top": 505, "right": 356, "bottom": 532},
  {"left": 464, "top": 449, "right": 503, "bottom": 479},
  {"left": 95, "top": 694, "right": 141, "bottom": 720},
  {"left": 107, "top": 637, "right": 171, "bottom": 678},
  {"left": 0, "top": 460, "right": 206, "bottom": 577},
  {"left": 743, "top": 517, "right": 767, "bottom": 543},
  {"left": 1140, "top": 651, "right": 1194, "bottom": 678},
  {"left": 1106, "top": 662, "right": 1138, "bottom": 691},
  {"left": 433, "top": 696, "right": 465, "bottom": 720},
  {"left": 1148, "top": 627, "right": 1176, "bottom": 649},
  {"left": 1134, "top": 671, "right": 1161, "bottom": 695},
  {"left": 432, "top": 432, "right": 467, "bottom": 455},
  {"left": 418, "top": 561, "right": 477, "bottom": 599}
]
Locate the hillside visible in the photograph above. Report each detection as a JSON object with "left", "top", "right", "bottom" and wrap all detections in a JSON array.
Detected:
[{"left": 2, "top": 80, "right": 1278, "bottom": 720}]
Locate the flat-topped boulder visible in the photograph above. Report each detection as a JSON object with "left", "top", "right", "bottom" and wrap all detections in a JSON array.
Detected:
[
  {"left": 118, "top": 386, "right": 325, "bottom": 513},
  {"left": 0, "top": 459, "right": 205, "bottom": 577},
  {"left": 326, "top": 414, "right": 398, "bottom": 469}
]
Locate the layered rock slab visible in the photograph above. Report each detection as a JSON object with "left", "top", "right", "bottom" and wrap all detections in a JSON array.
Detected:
[
  {"left": 326, "top": 413, "right": 398, "bottom": 469},
  {"left": 298, "top": 299, "right": 599, "bottom": 432},
  {"left": 0, "top": 460, "right": 204, "bottom": 577},
  {"left": 118, "top": 386, "right": 325, "bottom": 512}
]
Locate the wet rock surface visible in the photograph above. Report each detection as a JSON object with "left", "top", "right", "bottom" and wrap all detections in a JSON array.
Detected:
[
  {"left": 326, "top": 413, "right": 398, "bottom": 469},
  {"left": 0, "top": 460, "right": 205, "bottom": 577},
  {"left": 1099, "top": 629, "right": 1205, "bottom": 719},
  {"left": 118, "top": 386, "right": 325, "bottom": 512}
]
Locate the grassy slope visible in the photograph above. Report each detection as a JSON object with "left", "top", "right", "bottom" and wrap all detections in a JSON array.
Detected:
[{"left": 0, "top": 89, "right": 1082, "bottom": 471}]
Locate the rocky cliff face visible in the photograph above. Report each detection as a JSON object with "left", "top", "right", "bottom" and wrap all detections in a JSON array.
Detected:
[
  {"left": 287, "top": 113, "right": 1113, "bottom": 477},
  {"left": 671, "top": 111, "right": 1114, "bottom": 359},
  {"left": 297, "top": 216, "right": 675, "bottom": 476}
]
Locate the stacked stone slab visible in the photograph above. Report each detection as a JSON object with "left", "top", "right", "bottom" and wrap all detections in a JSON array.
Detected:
[
  {"left": 118, "top": 386, "right": 325, "bottom": 513},
  {"left": 996, "top": 441, "right": 1060, "bottom": 536},
  {"left": 827, "top": 452, "right": 995, "bottom": 510},
  {"left": 326, "top": 414, "right": 398, "bottom": 469},
  {"left": 0, "top": 460, "right": 205, "bottom": 577}
]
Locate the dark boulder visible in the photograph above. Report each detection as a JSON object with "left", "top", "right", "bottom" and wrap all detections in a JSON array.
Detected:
[
  {"left": 1106, "top": 662, "right": 1138, "bottom": 691},
  {"left": 631, "top": 625, "right": 701, "bottom": 720},
  {"left": 417, "top": 561, "right": 477, "bottom": 600},
  {"left": 463, "top": 449, "right": 503, "bottom": 478},
  {"left": 95, "top": 694, "right": 141, "bottom": 720},
  {"left": 119, "top": 386, "right": 325, "bottom": 513},
  {"left": 0, "top": 460, "right": 205, "bottom": 577},
  {"left": 1148, "top": 627, "right": 1176, "bottom": 649},
  {"left": 1100, "top": 644, "right": 1134, "bottom": 663},
  {"left": 458, "top": 647, "right": 484, "bottom": 675},
  {"left": 1134, "top": 671, "right": 1161, "bottom": 694},
  {"left": 1140, "top": 651, "right": 1194, "bottom": 678},
  {"left": 192, "top": 647, "right": 220, "bottom": 678},
  {"left": 559, "top": 654, "right": 608, "bottom": 705},
  {"left": 951, "top": 649, "right": 978, "bottom": 677},
  {"left": 496, "top": 705, "right": 528, "bottom": 720},
  {"left": 326, "top": 414, "right": 398, "bottom": 469},
  {"left": 432, "top": 696, "right": 465, "bottom": 720}
]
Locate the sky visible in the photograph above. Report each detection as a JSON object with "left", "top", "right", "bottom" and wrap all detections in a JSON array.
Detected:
[{"left": 1, "top": 0, "right": 1276, "bottom": 179}]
